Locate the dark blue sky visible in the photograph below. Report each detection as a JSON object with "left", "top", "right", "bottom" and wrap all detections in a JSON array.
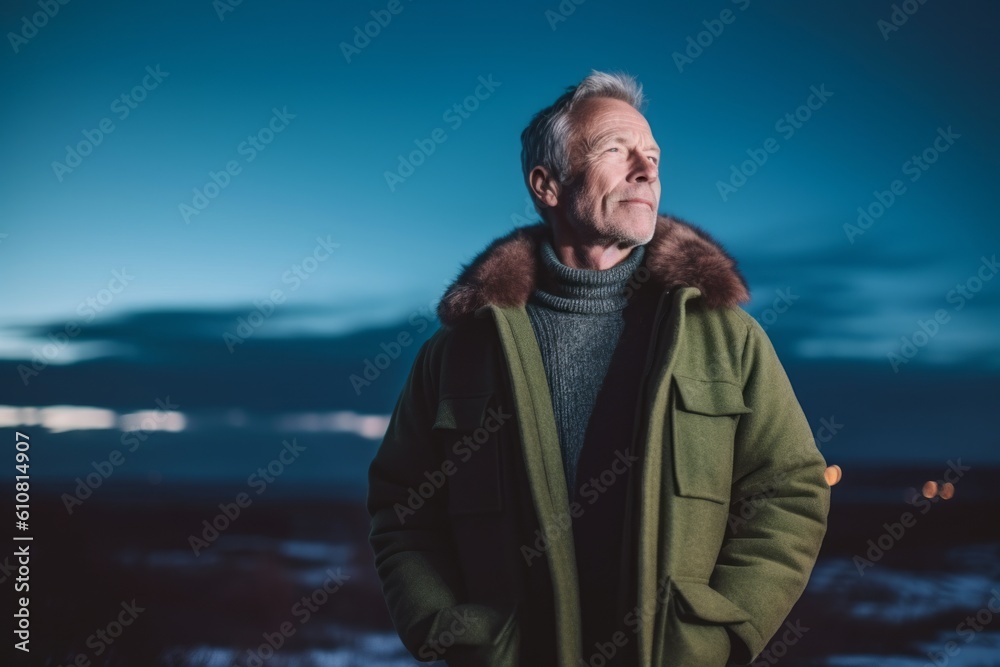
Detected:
[
  {"left": 1, "top": 1, "right": 998, "bottom": 465},
  {"left": 3, "top": 0, "right": 997, "bottom": 368}
]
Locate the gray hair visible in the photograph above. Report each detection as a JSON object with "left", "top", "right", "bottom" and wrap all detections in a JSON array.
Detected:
[{"left": 519, "top": 70, "right": 646, "bottom": 217}]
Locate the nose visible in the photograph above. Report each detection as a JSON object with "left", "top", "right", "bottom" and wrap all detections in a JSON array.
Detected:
[{"left": 629, "top": 151, "right": 658, "bottom": 184}]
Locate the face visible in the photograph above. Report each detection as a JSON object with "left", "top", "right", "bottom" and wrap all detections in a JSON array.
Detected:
[{"left": 546, "top": 97, "right": 661, "bottom": 245}]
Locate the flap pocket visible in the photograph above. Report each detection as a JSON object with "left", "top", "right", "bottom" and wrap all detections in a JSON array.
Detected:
[
  {"left": 672, "top": 376, "right": 746, "bottom": 504},
  {"left": 433, "top": 393, "right": 493, "bottom": 430},
  {"left": 672, "top": 579, "right": 752, "bottom": 624},
  {"left": 674, "top": 375, "right": 750, "bottom": 417}
]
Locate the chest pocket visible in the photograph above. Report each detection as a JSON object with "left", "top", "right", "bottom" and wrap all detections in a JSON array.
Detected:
[
  {"left": 671, "top": 375, "right": 751, "bottom": 504},
  {"left": 433, "top": 392, "right": 504, "bottom": 515}
]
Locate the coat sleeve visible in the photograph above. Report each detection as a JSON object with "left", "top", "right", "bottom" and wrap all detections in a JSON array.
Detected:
[
  {"left": 366, "top": 332, "right": 512, "bottom": 663},
  {"left": 711, "top": 314, "right": 831, "bottom": 664}
]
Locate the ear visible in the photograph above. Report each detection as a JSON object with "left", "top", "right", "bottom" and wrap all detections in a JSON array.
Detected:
[{"left": 529, "top": 166, "right": 561, "bottom": 209}]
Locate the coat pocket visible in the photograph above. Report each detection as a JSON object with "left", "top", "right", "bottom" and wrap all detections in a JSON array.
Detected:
[
  {"left": 653, "top": 578, "right": 750, "bottom": 667},
  {"left": 671, "top": 578, "right": 752, "bottom": 624},
  {"left": 425, "top": 602, "right": 520, "bottom": 666},
  {"left": 671, "top": 375, "right": 751, "bottom": 504},
  {"left": 433, "top": 393, "right": 503, "bottom": 515}
]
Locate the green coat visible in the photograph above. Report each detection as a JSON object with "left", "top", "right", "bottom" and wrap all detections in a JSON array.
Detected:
[{"left": 368, "top": 216, "right": 830, "bottom": 666}]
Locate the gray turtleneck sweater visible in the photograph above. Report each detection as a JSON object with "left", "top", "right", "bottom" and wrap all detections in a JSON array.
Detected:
[
  {"left": 525, "top": 233, "right": 657, "bottom": 663},
  {"left": 525, "top": 235, "right": 646, "bottom": 497}
]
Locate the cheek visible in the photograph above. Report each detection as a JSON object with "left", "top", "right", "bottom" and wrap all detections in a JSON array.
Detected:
[
  {"left": 587, "top": 171, "right": 617, "bottom": 199},
  {"left": 574, "top": 181, "right": 600, "bottom": 207}
]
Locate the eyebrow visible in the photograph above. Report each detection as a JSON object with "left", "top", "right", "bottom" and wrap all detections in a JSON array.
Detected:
[{"left": 595, "top": 133, "right": 660, "bottom": 153}]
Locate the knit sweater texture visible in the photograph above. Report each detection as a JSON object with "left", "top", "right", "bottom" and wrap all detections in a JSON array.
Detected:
[{"left": 525, "top": 232, "right": 657, "bottom": 664}]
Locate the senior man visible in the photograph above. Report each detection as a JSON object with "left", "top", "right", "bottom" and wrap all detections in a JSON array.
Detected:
[{"left": 367, "top": 70, "right": 830, "bottom": 666}]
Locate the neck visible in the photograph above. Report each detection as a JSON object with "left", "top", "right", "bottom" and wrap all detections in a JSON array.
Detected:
[{"left": 548, "top": 220, "right": 641, "bottom": 270}]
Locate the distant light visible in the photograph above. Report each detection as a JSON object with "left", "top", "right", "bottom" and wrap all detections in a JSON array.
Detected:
[
  {"left": 0, "top": 406, "right": 31, "bottom": 428},
  {"left": 0, "top": 404, "right": 186, "bottom": 433},
  {"left": 922, "top": 480, "right": 938, "bottom": 499},
  {"left": 119, "top": 409, "right": 186, "bottom": 433},
  {"left": 225, "top": 409, "right": 248, "bottom": 428},
  {"left": 824, "top": 465, "right": 842, "bottom": 486},
  {"left": 329, "top": 412, "right": 390, "bottom": 440},
  {"left": 276, "top": 411, "right": 389, "bottom": 440},
  {"left": 939, "top": 482, "right": 955, "bottom": 500},
  {"left": 0, "top": 404, "right": 389, "bottom": 439},
  {"left": 40, "top": 406, "right": 117, "bottom": 433}
]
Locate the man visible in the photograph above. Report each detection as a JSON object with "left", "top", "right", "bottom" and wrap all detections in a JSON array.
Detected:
[{"left": 367, "top": 70, "right": 830, "bottom": 666}]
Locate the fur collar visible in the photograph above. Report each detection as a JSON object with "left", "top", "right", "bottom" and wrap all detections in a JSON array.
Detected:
[{"left": 437, "top": 214, "right": 750, "bottom": 326}]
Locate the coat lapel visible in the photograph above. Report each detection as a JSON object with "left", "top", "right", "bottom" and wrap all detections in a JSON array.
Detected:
[{"left": 481, "top": 303, "right": 584, "bottom": 666}]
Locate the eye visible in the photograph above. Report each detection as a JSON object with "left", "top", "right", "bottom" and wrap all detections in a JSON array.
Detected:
[{"left": 648, "top": 155, "right": 659, "bottom": 165}]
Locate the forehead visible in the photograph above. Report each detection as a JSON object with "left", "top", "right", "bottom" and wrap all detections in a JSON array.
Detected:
[{"left": 570, "top": 97, "right": 655, "bottom": 142}]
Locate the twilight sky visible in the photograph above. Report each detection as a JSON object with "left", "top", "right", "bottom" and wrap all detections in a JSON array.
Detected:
[{"left": 2, "top": 0, "right": 998, "bottom": 374}]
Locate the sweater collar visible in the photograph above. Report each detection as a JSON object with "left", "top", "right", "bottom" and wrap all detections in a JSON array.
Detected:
[{"left": 530, "top": 236, "right": 646, "bottom": 315}]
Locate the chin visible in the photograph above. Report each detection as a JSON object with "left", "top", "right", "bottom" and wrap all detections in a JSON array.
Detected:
[
  {"left": 613, "top": 215, "right": 656, "bottom": 246},
  {"left": 580, "top": 211, "right": 656, "bottom": 246}
]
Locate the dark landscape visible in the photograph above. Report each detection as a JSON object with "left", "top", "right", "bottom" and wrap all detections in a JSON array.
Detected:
[{"left": 16, "top": 462, "right": 1000, "bottom": 667}]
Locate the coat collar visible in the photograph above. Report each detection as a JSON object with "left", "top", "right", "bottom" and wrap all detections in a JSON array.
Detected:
[{"left": 437, "top": 214, "right": 750, "bottom": 326}]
